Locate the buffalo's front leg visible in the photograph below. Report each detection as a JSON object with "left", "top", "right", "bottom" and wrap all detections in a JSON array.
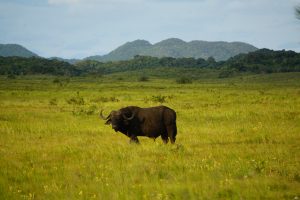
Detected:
[{"left": 129, "top": 136, "right": 139, "bottom": 144}]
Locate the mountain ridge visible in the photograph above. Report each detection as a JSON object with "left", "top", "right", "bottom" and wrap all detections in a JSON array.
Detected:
[
  {"left": 0, "top": 44, "right": 38, "bottom": 58},
  {"left": 0, "top": 39, "right": 258, "bottom": 63},
  {"left": 86, "top": 38, "right": 258, "bottom": 62}
]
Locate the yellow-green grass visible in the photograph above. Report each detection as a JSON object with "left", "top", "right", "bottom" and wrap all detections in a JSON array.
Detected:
[{"left": 0, "top": 73, "right": 299, "bottom": 199}]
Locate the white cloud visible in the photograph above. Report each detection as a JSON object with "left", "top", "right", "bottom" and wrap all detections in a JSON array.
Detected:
[
  {"left": 47, "top": 0, "right": 143, "bottom": 5},
  {"left": 48, "top": 0, "right": 81, "bottom": 5}
]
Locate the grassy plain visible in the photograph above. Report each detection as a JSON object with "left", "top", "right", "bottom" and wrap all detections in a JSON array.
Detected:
[{"left": 0, "top": 73, "right": 299, "bottom": 199}]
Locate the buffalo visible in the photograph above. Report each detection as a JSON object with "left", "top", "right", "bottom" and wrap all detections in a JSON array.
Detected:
[{"left": 100, "top": 106, "right": 177, "bottom": 144}]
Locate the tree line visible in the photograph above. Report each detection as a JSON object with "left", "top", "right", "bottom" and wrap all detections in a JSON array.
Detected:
[
  {"left": 0, "top": 48, "right": 299, "bottom": 77},
  {"left": 225, "top": 49, "right": 300, "bottom": 73},
  {"left": 0, "top": 56, "right": 80, "bottom": 76}
]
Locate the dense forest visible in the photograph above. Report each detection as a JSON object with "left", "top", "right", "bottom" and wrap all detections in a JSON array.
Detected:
[
  {"left": 0, "top": 56, "right": 80, "bottom": 76},
  {"left": 0, "top": 49, "right": 299, "bottom": 77},
  {"left": 75, "top": 55, "right": 220, "bottom": 75},
  {"left": 225, "top": 49, "right": 300, "bottom": 73}
]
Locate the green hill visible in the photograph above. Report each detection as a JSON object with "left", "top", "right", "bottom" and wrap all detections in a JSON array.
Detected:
[
  {"left": 0, "top": 44, "right": 38, "bottom": 58},
  {"left": 86, "top": 40, "right": 152, "bottom": 62},
  {"left": 86, "top": 38, "right": 258, "bottom": 62}
]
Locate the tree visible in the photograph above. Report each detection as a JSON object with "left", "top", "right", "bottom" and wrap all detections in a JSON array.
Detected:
[
  {"left": 207, "top": 56, "right": 216, "bottom": 65},
  {"left": 296, "top": 6, "right": 300, "bottom": 20}
]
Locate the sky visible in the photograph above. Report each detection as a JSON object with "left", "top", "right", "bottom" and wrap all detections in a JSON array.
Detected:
[{"left": 0, "top": 0, "right": 299, "bottom": 59}]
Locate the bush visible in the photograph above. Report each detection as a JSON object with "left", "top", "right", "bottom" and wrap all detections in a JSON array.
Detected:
[
  {"left": 91, "top": 96, "right": 119, "bottom": 103},
  {"left": 85, "top": 105, "right": 97, "bottom": 115},
  {"left": 218, "top": 69, "right": 235, "bottom": 78},
  {"left": 7, "top": 74, "right": 16, "bottom": 79},
  {"left": 72, "top": 105, "right": 97, "bottom": 116},
  {"left": 151, "top": 95, "right": 167, "bottom": 103},
  {"left": 176, "top": 77, "right": 192, "bottom": 84},
  {"left": 53, "top": 78, "right": 60, "bottom": 83},
  {"left": 138, "top": 75, "right": 149, "bottom": 82},
  {"left": 49, "top": 98, "right": 57, "bottom": 106},
  {"left": 53, "top": 77, "right": 70, "bottom": 87},
  {"left": 66, "top": 92, "right": 85, "bottom": 105}
]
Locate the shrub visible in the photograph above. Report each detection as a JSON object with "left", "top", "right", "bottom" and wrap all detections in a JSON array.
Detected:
[
  {"left": 53, "top": 78, "right": 60, "bottom": 83},
  {"left": 85, "top": 105, "right": 97, "bottom": 115},
  {"left": 218, "top": 69, "right": 235, "bottom": 78},
  {"left": 151, "top": 95, "right": 167, "bottom": 103},
  {"left": 138, "top": 75, "right": 149, "bottom": 82},
  {"left": 7, "top": 74, "right": 16, "bottom": 79},
  {"left": 176, "top": 77, "right": 192, "bottom": 84},
  {"left": 49, "top": 98, "right": 57, "bottom": 106},
  {"left": 53, "top": 77, "right": 70, "bottom": 87},
  {"left": 71, "top": 104, "right": 98, "bottom": 116},
  {"left": 66, "top": 92, "right": 85, "bottom": 105},
  {"left": 91, "top": 96, "right": 119, "bottom": 103}
]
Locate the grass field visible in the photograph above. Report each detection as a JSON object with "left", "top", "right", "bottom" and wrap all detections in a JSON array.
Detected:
[{"left": 0, "top": 73, "right": 299, "bottom": 199}]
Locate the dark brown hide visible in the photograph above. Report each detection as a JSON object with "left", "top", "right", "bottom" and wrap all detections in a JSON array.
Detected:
[{"left": 101, "top": 106, "right": 177, "bottom": 144}]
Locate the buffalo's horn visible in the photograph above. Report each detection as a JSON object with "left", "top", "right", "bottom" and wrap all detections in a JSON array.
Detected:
[
  {"left": 99, "top": 110, "right": 110, "bottom": 120},
  {"left": 122, "top": 112, "right": 135, "bottom": 120}
]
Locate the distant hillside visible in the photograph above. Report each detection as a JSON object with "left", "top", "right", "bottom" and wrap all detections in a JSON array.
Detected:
[
  {"left": 86, "top": 40, "right": 152, "bottom": 62},
  {"left": 0, "top": 44, "right": 38, "bottom": 58},
  {"left": 85, "top": 38, "right": 258, "bottom": 62},
  {"left": 49, "top": 57, "right": 80, "bottom": 65}
]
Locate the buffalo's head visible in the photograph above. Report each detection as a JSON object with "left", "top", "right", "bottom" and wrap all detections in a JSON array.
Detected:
[{"left": 100, "top": 109, "right": 135, "bottom": 132}]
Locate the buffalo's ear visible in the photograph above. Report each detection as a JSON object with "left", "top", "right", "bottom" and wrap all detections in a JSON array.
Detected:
[{"left": 105, "top": 119, "right": 111, "bottom": 125}]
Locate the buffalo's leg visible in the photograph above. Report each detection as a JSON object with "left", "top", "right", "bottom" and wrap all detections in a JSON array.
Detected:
[
  {"left": 161, "top": 134, "right": 169, "bottom": 144},
  {"left": 166, "top": 124, "right": 177, "bottom": 144},
  {"left": 129, "top": 136, "right": 139, "bottom": 144}
]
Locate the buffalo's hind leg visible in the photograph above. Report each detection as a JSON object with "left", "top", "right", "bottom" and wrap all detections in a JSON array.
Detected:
[
  {"left": 129, "top": 136, "right": 139, "bottom": 144},
  {"left": 161, "top": 134, "right": 169, "bottom": 144},
  {"left": 166, "top": 124, "right": 177, "bottom": 144}
]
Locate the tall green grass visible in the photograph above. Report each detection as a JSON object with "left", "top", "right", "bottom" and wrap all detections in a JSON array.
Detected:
[{"left": 0, "top": 73, "right": 299, "bottom": 199}]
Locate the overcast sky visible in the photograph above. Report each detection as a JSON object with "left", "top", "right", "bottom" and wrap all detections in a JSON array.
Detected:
[{"left": 0, "top": 0, "right": 299, "bottom": 58}]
